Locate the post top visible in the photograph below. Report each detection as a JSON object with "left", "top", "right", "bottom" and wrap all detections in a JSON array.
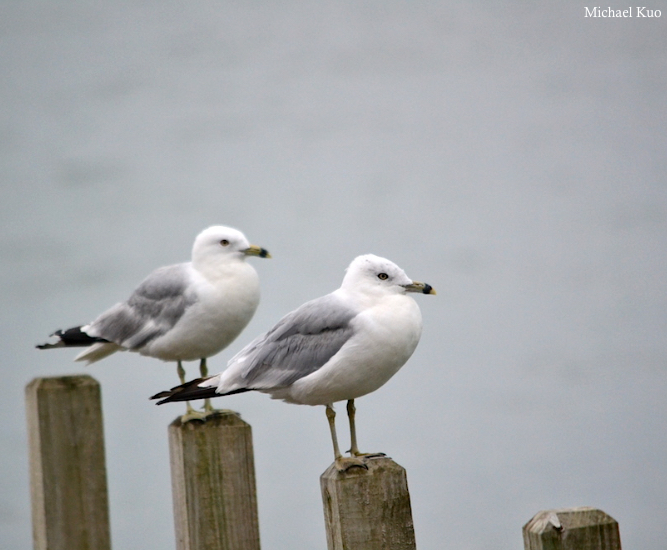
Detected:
[
  {"left": 524, "top": 507, "right": 618, "bottom": 534},
  {"left": 169, "top": 410, "right": 247, "bottom": 429},
  {"left": 26, "top": 374, "right": 100, "bottom": 393},
  {"left": 320, "top": 456, "right": 406, "bottom": 481}
]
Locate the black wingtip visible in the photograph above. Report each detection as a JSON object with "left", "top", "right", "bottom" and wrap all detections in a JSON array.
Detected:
[
  {"left": 150, "top": 377, "right": 219, "bottom": 405},
  {"left": 36, "top": 327, "right": 108, "bottom": 350},
  {"left": 150, "top": 390, "right": 172, "bottom": 400},
  {"left": 150, "top": 379, "right": 251, "bottom": 405},
  {"left": 36, "top": 343, "right": 56, "bottom": 350}
]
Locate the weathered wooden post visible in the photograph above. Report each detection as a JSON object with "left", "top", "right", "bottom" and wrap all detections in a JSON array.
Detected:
[
  {"left": 320, "top": 456, "right": 416, "bottom": 550},
  {"left": 523, "top": 507, "right": 622, "bottom": 550},
  {"left": 25, "top": 375, "right": 111, "bottom": 550},
  {"left": 169, "top": 411, "right": 261, "bottom": 550}
]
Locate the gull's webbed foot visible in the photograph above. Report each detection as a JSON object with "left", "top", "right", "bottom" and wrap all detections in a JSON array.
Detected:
[
  {"left": 179, "top": 403, "right": 209, "bottom": 423},
  {"left": 349, "top": 450, "right": 387, "bottom": 459},
  {"left": 335, "top": 456, "right": 369, "bottom": 471},
  {"left": 180, "top": 403, "right": 239, "bottom": 423}
]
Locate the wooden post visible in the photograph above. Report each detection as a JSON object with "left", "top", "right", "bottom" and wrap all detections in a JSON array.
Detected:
[
  {"left": 168, "top": 412, "right": 261, "bottom": 550},
  {"left": 25, "top": 375, "right": 111, "bottom": 550},
  {"left": 523, "top": 507, "right": 622, "bottom": 550},
  {"left": 320, "top": 457, "right": 416, "bottom": 550}
]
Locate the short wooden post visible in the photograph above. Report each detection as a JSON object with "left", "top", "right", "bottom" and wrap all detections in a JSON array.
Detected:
[
  {"left": 320, "top": 457, "right": 416, "bottom": 550},
  {"left": 523, "top": 507, "right": 622, "bottom": 550},
  {"left": 168, "top": 412, "right": 261, "bottom": 550},
  {"left": 25, "top": 375, "right": 111, "bottom": 550}
]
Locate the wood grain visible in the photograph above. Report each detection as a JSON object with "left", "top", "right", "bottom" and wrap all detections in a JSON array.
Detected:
[
  {"left": 320, "top": 457, "right": 416, "bottom": 550},
  {"left": 26, "top": 375, "right": 111, "bottom": 550},
  {"left": 169, "top": 412, "right": 261, "bottom": 550}
]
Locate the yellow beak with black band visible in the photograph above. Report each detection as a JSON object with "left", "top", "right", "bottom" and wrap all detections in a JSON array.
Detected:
[
  {"left": 403, "top": 281, "right": 436, "bottom": 295},
  {"left": 245, "top": 245, "right": 271, "bottom": 258}
]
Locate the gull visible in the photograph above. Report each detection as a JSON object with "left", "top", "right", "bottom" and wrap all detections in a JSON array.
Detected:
[
  {"left": 152, "top": 254, "right": 435, "bottom": 469},
  {"left": 37, "top": 225, "right": 270, "bottom": 419}
]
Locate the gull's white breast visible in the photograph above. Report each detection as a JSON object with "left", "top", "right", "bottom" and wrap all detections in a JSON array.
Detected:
[{"left": 143, "top": 262, "right": 260, "bottom": 362}]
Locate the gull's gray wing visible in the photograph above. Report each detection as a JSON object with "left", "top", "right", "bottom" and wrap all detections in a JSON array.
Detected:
[
  {"left": 86, "top": 263, "right": 197, "bottom": 350},
  {"left": 231, "top": 293, "right": 358, "bottom": 389}
]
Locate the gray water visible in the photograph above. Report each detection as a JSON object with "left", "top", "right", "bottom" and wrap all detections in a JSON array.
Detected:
[{"left": 2, "top": 2, "right": 666, "bottom": 549}]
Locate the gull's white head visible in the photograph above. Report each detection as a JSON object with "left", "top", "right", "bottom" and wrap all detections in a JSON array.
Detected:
[
  {"left": 192, "top": 226, "right": 270, "bottom": 268},
  {"left": 341, "top": 254, "right": 436, "bottom": 296}
]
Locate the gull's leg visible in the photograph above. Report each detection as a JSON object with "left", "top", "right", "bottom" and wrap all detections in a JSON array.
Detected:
[
  {"left": 326, "top": 404, "right": 342, "bottom": 460},
  {"left": 200, "top": 358, "right": 214, "bottom": 414},
  {"left": 177, "top": 360, "right": 207, "bottom": 423},
  {"left": 328, "top": 404, "right": 366, "bottom": 471},
  {"left": 177, "top": 360, "right": 187, "bottom": 384},
  {"left": 197, "top": 357, "right": 237, "bottom": 418},
  {"left": 347, "top": 399, "right": 360, "bottom": 456},
  {"left": 346, "top": 399, "right": 386, "bottom": 460}
]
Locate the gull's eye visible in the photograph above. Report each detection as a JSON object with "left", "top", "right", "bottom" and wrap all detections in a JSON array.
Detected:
[
  {"left": 220, "top": 239, "right": 230, "bottom": 246},
  {"left": 377, "top": 273, "right": 389, "bottom": 280}
]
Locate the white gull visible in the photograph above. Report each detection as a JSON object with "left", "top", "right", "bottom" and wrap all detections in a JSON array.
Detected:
[
  {"left": 153, "top": 253, "right": 434, "bottom": 469},
  {"left": 38, "top": 225, "right": 270, "bottom": 417}
]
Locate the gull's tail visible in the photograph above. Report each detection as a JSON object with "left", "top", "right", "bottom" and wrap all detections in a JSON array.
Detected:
[{"left": 150, "top": 378, "right": 249, "bottom": 405}]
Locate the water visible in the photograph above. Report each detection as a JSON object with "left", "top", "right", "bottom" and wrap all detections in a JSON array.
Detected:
[{"left": 2, "top": 2, "right": 666, "bottom": 548}]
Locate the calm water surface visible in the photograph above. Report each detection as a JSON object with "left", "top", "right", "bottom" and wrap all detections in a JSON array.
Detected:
[{"left": 2, "top": 2, "right": 666, "bottom": 549}]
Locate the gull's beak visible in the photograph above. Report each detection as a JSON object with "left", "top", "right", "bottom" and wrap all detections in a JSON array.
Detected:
[
  {"left": 245, "top": 245, "right": 271, "bottom": 258},
  {"left": 403, "top": 281, "right": 436, "bottom": 295}
]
